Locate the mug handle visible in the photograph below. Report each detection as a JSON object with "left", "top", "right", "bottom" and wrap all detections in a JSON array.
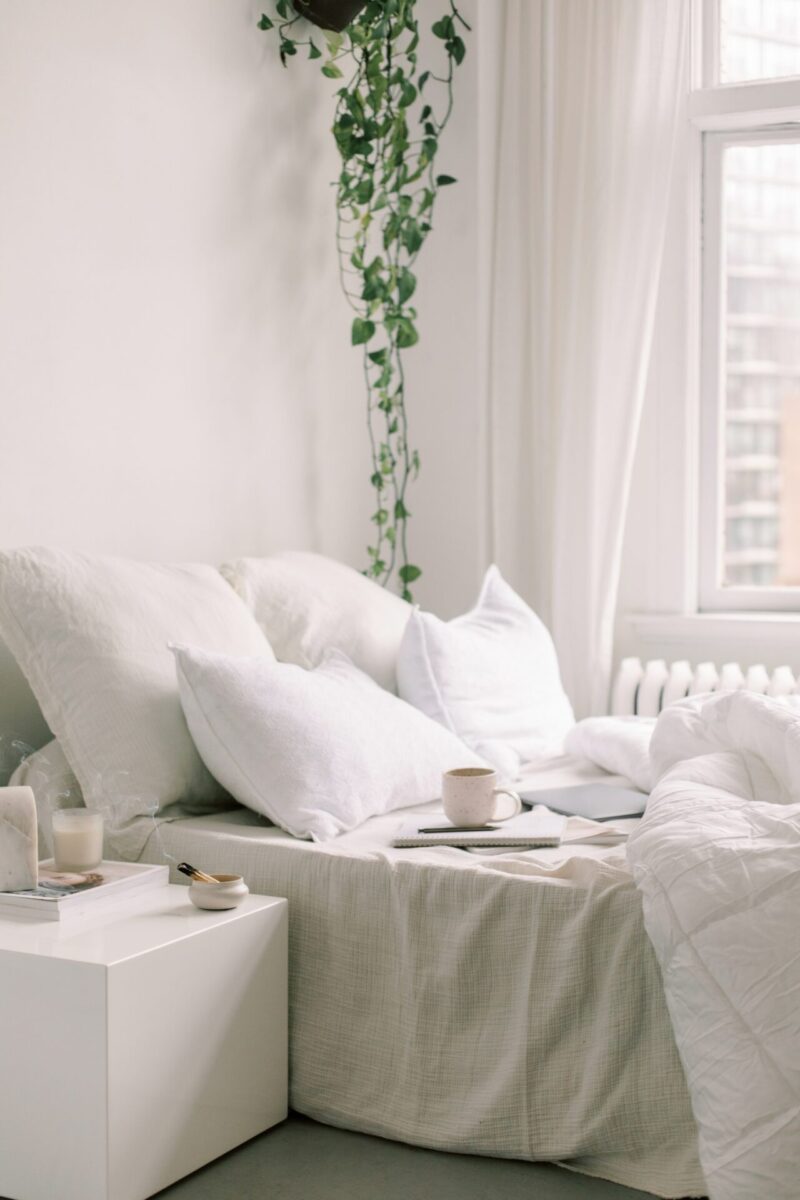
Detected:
[{"left": 492, "top": 788, "right": 522, "bottom": 822}]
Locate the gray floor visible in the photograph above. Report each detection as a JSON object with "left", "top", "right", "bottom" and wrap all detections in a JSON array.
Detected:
[{"left": 157, "top": 1114, "right": 655, "bottom": 1199}]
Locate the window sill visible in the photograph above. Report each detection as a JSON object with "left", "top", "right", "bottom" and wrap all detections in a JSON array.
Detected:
[{"left": 622, "top": 611, "right": 800, "bottom": 665}]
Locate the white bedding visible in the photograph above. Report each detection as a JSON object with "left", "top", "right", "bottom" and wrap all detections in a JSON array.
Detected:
[
  {"left": 627, "top": 691, "right": 800, "bottom": 1200},
  {"left": 135, "top": 756, "right": 703, "bottom": 1198}
]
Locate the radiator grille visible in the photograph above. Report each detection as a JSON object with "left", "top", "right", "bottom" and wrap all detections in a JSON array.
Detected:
[{"left": 610, "top": 658, "right": 798, "bottom": 718}]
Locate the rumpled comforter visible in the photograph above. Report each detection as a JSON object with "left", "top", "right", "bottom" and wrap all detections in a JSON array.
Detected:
[{"left": 623, "top": 691, "right": 800, "bottom": 1200}]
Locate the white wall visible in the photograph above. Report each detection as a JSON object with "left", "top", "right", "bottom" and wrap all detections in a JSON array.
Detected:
[
  {"left": 400, "top": 0, "right": 481, "bottom": 617},
  {"left": 0, "top": 0, "right": 365, "bottom": 565},
  {"left": 0, "top": 0, "right": 479, "bottom": 615}
]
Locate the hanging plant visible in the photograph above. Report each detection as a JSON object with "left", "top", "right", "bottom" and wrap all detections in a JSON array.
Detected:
[{"left": 258, "top": 0, "right": 469, "bottom": 599}]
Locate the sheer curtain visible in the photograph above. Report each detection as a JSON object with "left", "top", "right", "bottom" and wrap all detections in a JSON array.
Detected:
[{"left": 478, "top": 0, "right": 689, "bottom": 716}]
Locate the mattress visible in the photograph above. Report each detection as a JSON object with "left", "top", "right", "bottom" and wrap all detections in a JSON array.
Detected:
[{"left": 136, "top": 756, "right": 703, "bottom": 1198}]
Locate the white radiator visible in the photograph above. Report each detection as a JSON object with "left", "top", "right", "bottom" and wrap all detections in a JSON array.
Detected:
[{"left": 610, "top": 657, "right": 799, "bottom": 718}]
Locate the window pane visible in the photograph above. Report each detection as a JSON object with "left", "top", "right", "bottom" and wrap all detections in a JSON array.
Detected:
[
  {"left": 720, "top": 0, "right": 800, "bottom": 83},
  {"left": 721, "top": 140, "right": 800, "bottom": 587}
]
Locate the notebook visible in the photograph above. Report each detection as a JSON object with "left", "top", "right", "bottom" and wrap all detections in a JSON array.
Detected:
[
  {"left": 393, "top": 805, "right": 566, "bottom": 848},
  {"left": 518, "top": 784, "right": 647, "bottom": 822}
]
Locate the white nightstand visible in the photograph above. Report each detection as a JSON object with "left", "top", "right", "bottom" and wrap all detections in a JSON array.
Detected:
[{"left": 0, "top": 884, "right": 288, "bottom": 1200}]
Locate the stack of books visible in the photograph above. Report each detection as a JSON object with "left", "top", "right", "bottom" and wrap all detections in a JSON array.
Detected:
[{"left": 0, "top": 860, "right": 169, "bottom": 921}]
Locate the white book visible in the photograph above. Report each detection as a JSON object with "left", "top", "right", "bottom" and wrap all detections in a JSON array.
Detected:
[
  {"left": 0, "top": 860, "right": 169, "bottom": 921},
  {"left": 393, "top": 805, "right": 566, "bottom": 848}
]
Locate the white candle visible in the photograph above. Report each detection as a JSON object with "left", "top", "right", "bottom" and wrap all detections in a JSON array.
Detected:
[
  {"left": 0, "top": 786, "right": 38, "bottom": 891},
  {"left": 52, "top": 810, "right": 104, "bottom": 872}
]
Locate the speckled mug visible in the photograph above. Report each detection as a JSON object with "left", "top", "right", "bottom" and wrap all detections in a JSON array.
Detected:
[{"left": 442, "top": 767, "right": 522, "bottom": 827}]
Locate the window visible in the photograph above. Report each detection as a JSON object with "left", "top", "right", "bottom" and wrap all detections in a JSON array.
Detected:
[
  {"left": 696, "top": 1, "right": 800, "bottom": 610},
  {"left": 720, "top": 0, "right": 800, "bottom": 83}
]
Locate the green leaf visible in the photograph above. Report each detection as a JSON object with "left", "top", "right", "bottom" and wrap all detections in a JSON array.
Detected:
[
  {"left": 399, "top": 563, "right": 422, "bottom": 584},
  {"left": 371, "top": 508, "right": 389, "bottom": 526},
  {"left": 397, "top": 266, "right": 416, "bottom": 304},
  {"left": 399, "top": 79, "right": 417, "bottom": 108},
  {"left": 420, "top": 104, "right": 432, "bottom": 121},
  {"left": 394, "top": 498, "right": 410, "bottom": 520},
  {"left": 370, "top": 472, "right": 384, "bottom": 490},
  {"left": 450, "top": 35, "right": 466, "bottom": 65},
  {"left": 355, "top": 176, "right": 374, "bottom": 204},
  {"left": 322, "top": 62, "right": 343, "bottom": 79},
  {"left": 275, "top": 0, "right": 289, "bottom": 16},
  {"left": 352, "top": 317, "right": 376, "bottom": 345},
  {"left": 396, "top": 319, "right": 419, "bottom": 349},
  {"left": 324, "top": 30, "right": 344, "bottom": 54},
  {"left": 431, "top": 16, "right": 455, "bottom": 39},
  {"left": 368, "top": 348, "right": 388, "bottom": 366},
  {"left": 400, "top": 220, "right": 423, "bottom": 255},
  {"left": 257, "top": 13, "right": 274, "bottom": 29},
  {"left": 308, "top": 40, "right": 322, "bottom": 59},
  {"left": 436, "top": 174, "right": 457, "bottom": 186},
  {"left": 418, "top": 70, "right": 430, "bottom": 89}
]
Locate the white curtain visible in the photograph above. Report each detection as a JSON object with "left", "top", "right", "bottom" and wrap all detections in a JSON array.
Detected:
[{"left": 478, "top": 0, "right": 689, "bottom": 716}]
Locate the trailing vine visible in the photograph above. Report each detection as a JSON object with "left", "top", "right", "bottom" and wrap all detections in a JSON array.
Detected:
[{"left": 258, "top": 0, "right": 469, "bottom": 599}]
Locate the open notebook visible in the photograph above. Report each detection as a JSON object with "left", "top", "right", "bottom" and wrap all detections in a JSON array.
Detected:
[{"left": 393, "top": 806, "right": 567, "bottom": 848}]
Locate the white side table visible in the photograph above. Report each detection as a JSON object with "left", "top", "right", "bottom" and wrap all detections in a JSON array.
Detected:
[{"left": 0, "top": 885, "right": 288, "bottom": 1200}]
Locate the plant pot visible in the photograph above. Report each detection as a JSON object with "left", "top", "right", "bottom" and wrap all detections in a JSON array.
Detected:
[{"left": 294, "top": 0, "right": 368, "bottom": 32}]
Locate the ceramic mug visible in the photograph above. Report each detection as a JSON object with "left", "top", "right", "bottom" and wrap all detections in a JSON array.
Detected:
[{"left": 442, "top": 767, "right": 522, "bottom": 827}]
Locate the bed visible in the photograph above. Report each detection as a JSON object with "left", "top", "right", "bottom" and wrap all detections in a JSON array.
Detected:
[
  {"left": 134, "top": 755, "right": 704, "bottom": 1199},
  {"left": 0, "top": 548, "right": 705, "bottom": 1197}
]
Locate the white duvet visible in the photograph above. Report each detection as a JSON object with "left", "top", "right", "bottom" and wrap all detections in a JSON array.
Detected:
[{"left": 623, "top": 691, "right": 800, "bottom": 1200}]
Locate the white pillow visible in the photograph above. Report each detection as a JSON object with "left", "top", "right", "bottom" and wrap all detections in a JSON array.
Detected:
[
  {"left": 396, "top": 565, "right": 574, "bottom": 777},
  {"left": 0, "top": 547, "right": 272, "bottom": 854},
  {"left": 172, "top": 645, "right": 485, "bottom": 841},
  {"left": 220, "top": 551, "right": 410, "bottom": 692},
  {"left": 564, "top": 716, "right": 655, "bottom": 792}
]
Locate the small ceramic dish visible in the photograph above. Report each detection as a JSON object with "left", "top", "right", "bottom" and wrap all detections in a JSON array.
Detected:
[{"left": 188, "top": 873, "right": 249, "bottom": 911}]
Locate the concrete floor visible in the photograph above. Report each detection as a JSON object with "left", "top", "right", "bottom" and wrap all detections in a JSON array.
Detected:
[{"left": 157, "top": 1114, "right": 655, "bottom": 1200}]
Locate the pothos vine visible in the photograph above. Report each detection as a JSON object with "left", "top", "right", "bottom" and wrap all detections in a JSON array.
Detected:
[{"left": 258, "top": 0, "right": 469, "bottom": 599}]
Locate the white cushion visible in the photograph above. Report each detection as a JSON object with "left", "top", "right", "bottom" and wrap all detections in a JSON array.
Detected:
[
  {"left": 172, "top": 645, "right": 485, "bottom": 841},
  {"left": 220, "top": 551, "right": 410, "bottom": 692},
  {"left": 396, "top": 565, "right": 574, "bottom": 777},
  {"left": 0, "top": 547, "right": 272, "bottom": 853}
]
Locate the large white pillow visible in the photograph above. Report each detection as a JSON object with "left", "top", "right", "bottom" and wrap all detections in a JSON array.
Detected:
[
  {"left": 220, "top": 551, "right": 410, "bottom": 692},
  {"left": 0, "top": 547, "right": 272, "bottom": 854},
  {"left": 396, "top": 565, "right": 574, "bottom": 777},
  {"left": 172, "top": 645, "right": 485, "bottom": 841}
]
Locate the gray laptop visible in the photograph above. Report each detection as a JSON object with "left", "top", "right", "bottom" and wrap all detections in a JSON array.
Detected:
[{"left": 519, "top": 784, "right": 647, "bottom": 822}]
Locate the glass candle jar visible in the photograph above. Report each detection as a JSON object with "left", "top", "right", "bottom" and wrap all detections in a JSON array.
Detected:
[{"left": 51, "top": 810, "right": 104, "bottom": 872}]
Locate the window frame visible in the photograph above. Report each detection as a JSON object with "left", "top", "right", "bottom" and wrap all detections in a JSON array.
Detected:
[{"left": 695, "top": 0, "right": 800, "bottom": 613}]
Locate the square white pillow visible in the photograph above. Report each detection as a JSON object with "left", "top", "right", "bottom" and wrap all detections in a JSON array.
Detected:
[
  {"left": 0, "top": 547, "right": 273, "bottom": 854},
  {"left": 220, "top": 551, "right": 410, "bottom": 692},
  {"left": 396, "top": 565, "right": 574, "bottom": 777},
  {"left": 172, "top": 644, "right": 485, "bottom": 841}
]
